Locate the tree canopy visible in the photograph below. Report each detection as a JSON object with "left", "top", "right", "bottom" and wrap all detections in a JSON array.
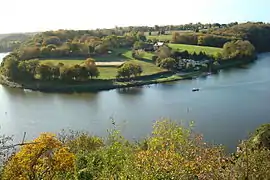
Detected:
[{"left": 117, "top": 62, "right": 143, "bottom": 79}]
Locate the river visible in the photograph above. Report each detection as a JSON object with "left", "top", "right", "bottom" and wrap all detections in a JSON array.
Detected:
[{"left": 0, "top": 53, "right": 270, "bottom": 152}]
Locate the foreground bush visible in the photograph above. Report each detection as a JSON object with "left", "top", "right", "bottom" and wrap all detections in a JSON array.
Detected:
[
  {"left": 1, "top": 120, "right": 270, "bottom": 180},
  {"left": 2, "top": 133, "right": 75, "bottom": 180}
]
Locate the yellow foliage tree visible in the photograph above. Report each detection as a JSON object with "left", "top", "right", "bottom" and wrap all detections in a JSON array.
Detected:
[{"left": 2, "top": 133, "right": 75, "bottom": 180}]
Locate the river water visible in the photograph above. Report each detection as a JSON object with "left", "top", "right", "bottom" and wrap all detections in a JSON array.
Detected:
[{"left": 0, "top": 53, "right": 270, "bottom": 151}]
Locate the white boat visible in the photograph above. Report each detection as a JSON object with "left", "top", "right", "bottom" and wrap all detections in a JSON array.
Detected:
[{"left": 192, "top": 88, "right": 200, "bottom": 92}]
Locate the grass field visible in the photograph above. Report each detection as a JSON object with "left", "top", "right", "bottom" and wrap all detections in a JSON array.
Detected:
[
  {"left": 146, "top": 30, "right": 193, "bottom": 41},
  {"left": 97, "top": 60, "right": 164, "bottom": 79},
  {"left": 168, "top": 43, "right": 222, "bottom": 55},
  {"left": 39, "top": 49, "right": 163, "bottom": 80}
]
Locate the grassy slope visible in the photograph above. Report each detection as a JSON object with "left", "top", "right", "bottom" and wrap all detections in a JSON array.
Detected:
[
  {"left": 145, "top": 30, "right": 193, "bottom": 41},
  {"left": 168, "top": 43, "right": 222, "bottom": 55}
]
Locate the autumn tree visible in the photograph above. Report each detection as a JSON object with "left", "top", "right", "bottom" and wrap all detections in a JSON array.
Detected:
[
  {"left": 223, "top": 40, "right": 256, "bottom": 60},
  {"left": 156, "top": 46, "right": 171, "bottom": 59},
  {"left": 2, "top": 133, "right": 75, "bottom": 180},
  {"left": 84, "top": 58, "right": 99, "bottom": 79},
  {"left": 19, "top": 47, "right": 41, "bottom": 60}
]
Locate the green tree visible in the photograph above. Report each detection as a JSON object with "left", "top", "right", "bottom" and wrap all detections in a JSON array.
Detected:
[
  {"left": 0, "top": 54, "right": 20, "bottom": 80},
  {"left": 36, "top": 64, "right": 52, "bottom": 80},
  {"left": 223, "top": 40, "right": 255, "bottom": 60},
  {"left": 133, "top": 41, "right": 146, "bottom": 50},
  {"left": 59, "top": 66, "right": 73, "bottom": 81},
  {"left": 137, "top": 32, "right": 146, "bottom": 42},
  {"left": 117, "top": 63, "right": 142, "bottom": 79},
  {"left": 50, "top": 65, "right": 60, "bottom": 79},
  {"left": 94, "top": 43, "right": 108, "bottom": 54},
  {"left": 17, "top": 59, "right": 39, "bottom": 80},
  {"left": 158, "top": 57, "right": 177, "bottom": 70}
]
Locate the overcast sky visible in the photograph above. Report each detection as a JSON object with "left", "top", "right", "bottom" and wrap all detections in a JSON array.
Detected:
[{"left": 1, "top": 0, "right": 269, "bottom": 33}]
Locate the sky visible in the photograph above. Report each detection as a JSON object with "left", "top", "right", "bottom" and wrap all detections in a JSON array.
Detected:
[{"left": 1, "top": 0, "right": 269, "bottom": 34}]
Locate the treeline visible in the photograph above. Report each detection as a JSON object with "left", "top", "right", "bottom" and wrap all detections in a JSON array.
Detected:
[
  {"left": 6, "top": 22, "right": 270, "bottom": 61},
  {"left": 13, "top": 32, "right": 144, "bottom": 61},
  {"left": 0, "top": 54, "right": 100, "bottom": 82},
  {"left": 1, "top": 120, "right": 269, "bottom": 179},
  {"left": 171, "top": 32, "right": 237, "bottom": 48},
  {"left": 0, "top": 52, "right": 144, "bottom": 82},
  {"left": 170, "top": 23, "right": 270, "bottom": 52}
]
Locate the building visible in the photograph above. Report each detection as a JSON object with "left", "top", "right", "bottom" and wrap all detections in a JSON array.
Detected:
[{"left": 153, "top": 42, "right": 164, "bottom": 50}]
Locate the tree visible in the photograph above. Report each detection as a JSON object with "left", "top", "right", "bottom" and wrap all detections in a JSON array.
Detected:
[
  {"left": 133, "top": 50, "right": 145, "bottom": 59},
  {"left": 17, "top": 59, "right": 39, "bottom": 80},
  {"left": 42, "top": 36, "right": 62, "bottom": 46},
  {"left": 171, "top": 33, "right": 198, "bottom": 45},
  {"left": 133, "top": 41, "right": 147, "bottom": 50},
  {"left": 88, "top": 45, "right": 95, "bottom": 54},
  {"left": 50, "top": 65, "right": 60, "bottom": 80},
  {"left": 158, "top": 57, "right": 177, "bottom": 70},
  {"left": 0, "top": 54, "right": 20, "bottom": 80},
  {"left": 223, "top": 40, "right": 256, "bottom": 60},
  {"left": 19, "top": 47, "right": 41, "bottom": 60},
  {"left": 36, "top": 64, "right": 52, "bottom": 80},
  {"left": 60, "top": 66, "right": 74, "bottom": 81},
  {"left": 156, "top": 46, "right": 171, "bottom": 59},
  {"left": 94, "top": 43, "right": 108, "bottom": 54},
  {"left": 2, "top": 133, "right": 75, "bottom": 180},
  {"left": 84, "top": 58, "right": 99, "bottom": 79},
  {"left": 137, "top": 32, "right": 146, "bottom": 42},
  {"left": 117, "top": 63, "right": 142, "bottom": 79}
]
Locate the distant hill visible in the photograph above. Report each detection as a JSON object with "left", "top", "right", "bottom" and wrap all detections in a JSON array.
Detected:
[
  {"left": 0, "top": 32, "right": 37, "bottom": 40},
  {"left": 0, "top": 32, "right": 37, "bottom": 52}
]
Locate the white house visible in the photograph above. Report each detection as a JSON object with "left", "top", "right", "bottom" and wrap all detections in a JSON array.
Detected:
[{"left": 153, "top": 42, "right": 164, "bottom": 50}]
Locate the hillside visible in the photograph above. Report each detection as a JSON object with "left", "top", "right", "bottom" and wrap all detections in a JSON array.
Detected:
[{"left": 0, "top": 33, "right": 36, "bottom": 52}]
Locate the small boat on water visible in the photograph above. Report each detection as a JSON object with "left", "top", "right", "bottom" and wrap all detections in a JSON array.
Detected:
[
  {"left": 192, "top": 88, "right": 200, "bottom": 92},
  {"left": 23, "top": 89, "right": 32, "bottom": 92}
]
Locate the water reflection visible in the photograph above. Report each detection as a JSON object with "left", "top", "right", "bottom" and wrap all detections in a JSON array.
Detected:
[
  {"left": 157, "top": 82, "right": 178, "bottom": 89},
  {"left": 116, "top": 87, "right": 144, "bottom": 95}
]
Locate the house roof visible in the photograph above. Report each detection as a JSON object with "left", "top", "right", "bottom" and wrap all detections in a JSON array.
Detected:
[{"left": 154, "top": 42, "right": 164, "bottom": 46}]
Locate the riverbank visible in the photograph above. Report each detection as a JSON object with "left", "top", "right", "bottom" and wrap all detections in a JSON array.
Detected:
[
  {"left": 0, "top": 58, "right": 255, "bottom": 93},
  {"left": 0, "top": 71, "right": 202, "bottom": 93}
]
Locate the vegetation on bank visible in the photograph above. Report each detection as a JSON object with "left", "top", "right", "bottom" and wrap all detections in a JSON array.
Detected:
[{"left": 0, "top": 120, "right": 269, "bottom": 179}]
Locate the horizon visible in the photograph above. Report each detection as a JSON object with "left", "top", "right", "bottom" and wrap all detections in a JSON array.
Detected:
[{"left": 1, "top": 0, "right": 269, "bottom": 34}]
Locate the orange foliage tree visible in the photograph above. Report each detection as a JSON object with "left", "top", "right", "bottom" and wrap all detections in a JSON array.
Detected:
[{"left": 2, "top": 133, "right": 75, "bottom": 180}]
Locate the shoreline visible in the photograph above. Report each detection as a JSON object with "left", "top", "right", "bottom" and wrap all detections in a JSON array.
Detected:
[
  {"left": 0, "top": 72, "right": 200, "bottom": 93},
  {"left": 0, "top": 59, "right": 253, "bottom": 93}
]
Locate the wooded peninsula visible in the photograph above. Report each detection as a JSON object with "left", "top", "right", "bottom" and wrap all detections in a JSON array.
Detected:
[{"left": 0, "top": 22, "right": 269, "bottom": 92}]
